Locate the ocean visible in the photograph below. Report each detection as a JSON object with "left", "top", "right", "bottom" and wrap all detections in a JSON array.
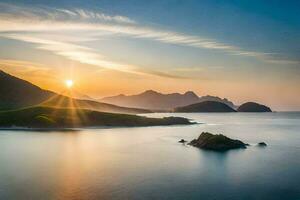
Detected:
[{"left": 0, "top": 112, "right": 299, "bottom": 200}]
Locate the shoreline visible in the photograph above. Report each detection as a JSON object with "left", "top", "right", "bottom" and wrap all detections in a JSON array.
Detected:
[{"left": 0, "top": 123, "right": 198, "bottom": 132}]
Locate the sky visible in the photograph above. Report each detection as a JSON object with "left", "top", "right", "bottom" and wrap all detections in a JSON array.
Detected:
[{"left": 0, "top": 0, "right": 299, "bottom": 111}]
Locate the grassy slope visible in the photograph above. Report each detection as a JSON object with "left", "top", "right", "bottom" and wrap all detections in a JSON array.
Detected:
[{"left": 0, "top": 106, "right": 192, "bottom": 128}]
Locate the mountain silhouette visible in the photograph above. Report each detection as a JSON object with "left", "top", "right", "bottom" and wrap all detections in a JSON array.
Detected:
[
  {"left": 237, "top": 102, "right": 272, "bottom": 112},
  {"left": 0, "top": 70, "right": 150, "bottom": 114},
  {"left": 174, "top": 101, "right": 236, "bottom": 112},
  {"left": 0, "top": 70, "right": 54, "bottom": 110},
  {"left": 100, "top": 90, "right": 236, "bottom": 110}
]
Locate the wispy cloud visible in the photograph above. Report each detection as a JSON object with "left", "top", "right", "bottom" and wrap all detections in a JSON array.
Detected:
[
  {"left": 0, "top": 59, "right": 56, "bottom": 79},
  {"left": 0, "top": 3, "right": 135, "bottom": 24},
  {"left": 2, "top": 33, "right": 185, "bottom": 79},
  {"left": 0, "top": 2, "right": 298, "bottom": 79}
]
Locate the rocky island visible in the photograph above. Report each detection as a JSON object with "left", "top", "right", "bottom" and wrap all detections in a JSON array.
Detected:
[
  {"left": 237, "top": 102, "right": 272, "bottom": 112},
  {"left": 189, "top": 132, "right": 248, "bottom": 151},
  {"left": 257, "top": 142, "right": 267, "bottom": 147}
]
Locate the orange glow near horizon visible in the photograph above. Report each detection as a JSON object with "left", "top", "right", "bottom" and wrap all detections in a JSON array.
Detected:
[{"left": 1, "top": 62, "right": 300, "bottom": 111}]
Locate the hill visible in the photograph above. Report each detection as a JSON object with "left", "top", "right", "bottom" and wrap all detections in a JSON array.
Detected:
[
  {"left": 0, "top": 70, "right": 150, "bottom": 114},
  {"left": 100, "top": 90, "right": 236, "bottom": 110},
  {"left": 237, "top": 102, "right": 272, "bottom": 112},
  {"left": 0, "top": 70, "right": 54, "bottom": 110},
  {"left": 0, "top": 106, "right": 192, "bottom": 128},
  {"left": 174, "top": 101, "right": 236, "bottom": 112}
]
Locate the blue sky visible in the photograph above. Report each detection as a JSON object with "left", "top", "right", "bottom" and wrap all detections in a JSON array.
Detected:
[{"left": 0, "top": 0, "right": 299, "bottom": 110}]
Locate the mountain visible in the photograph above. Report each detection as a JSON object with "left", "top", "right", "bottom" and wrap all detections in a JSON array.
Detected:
[
  {"left": 65, "top": 89, "right": 96, "bottom": 101},
  {"left": 0, "top": 106, "right": 192, "bottom": 128},
  {"left": 0, "top": 70, "right": 54, "bottom": 110},
  {"left": 198, "top": 95, "right": 236, "bottom": 109},
  {"left": 0, "top": 70, "right": 150, "bottom": 114},
  {"left": 100, "top": 90, "right": 236, "bottom": 110},
  {"left": 100, "top": 90, "right": 199, "bottom": 111},
  {"left": 237, "top": 102, "right": 272, "bottom": 112},
  {"left": 174, "top": 101, "right": 236, "bottom": 112}
]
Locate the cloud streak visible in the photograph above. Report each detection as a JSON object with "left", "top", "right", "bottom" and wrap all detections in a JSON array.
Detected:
[
  {"left": 2, "top": 33, "right": 185, "bottom": 79},
  {"left": 0, "top": 59, "right": 56, "bottom": 79},
  {"left": 0, "top": 3, "right": 135, "bottom": 24},
  {"left": 0, "top": 2, "right": 298, "bottom": 79}
]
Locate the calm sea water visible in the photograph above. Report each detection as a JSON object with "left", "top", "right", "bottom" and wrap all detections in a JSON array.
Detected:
[{"left": 0, "top": 112, "right": 300, "bottom": 200}]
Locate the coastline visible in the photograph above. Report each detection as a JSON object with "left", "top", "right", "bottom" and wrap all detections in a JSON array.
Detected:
[{"left": 0, "top": 123, "right": 198, "bottom": 132}]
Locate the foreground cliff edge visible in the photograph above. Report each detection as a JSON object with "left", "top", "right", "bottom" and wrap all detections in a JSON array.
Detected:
[{"left": 0, "top": 106, "right": 194, "bottom": 129}]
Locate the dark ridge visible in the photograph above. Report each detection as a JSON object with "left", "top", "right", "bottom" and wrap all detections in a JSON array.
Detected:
[
  {"left": 237, "top": 102, "right": 272, "bottom": 112},
  {"left": 0, "top": 69, "right": 54, "bottom": 110},
  {"left": 174, "top": 101, "right": 236, "bottom": 112}
]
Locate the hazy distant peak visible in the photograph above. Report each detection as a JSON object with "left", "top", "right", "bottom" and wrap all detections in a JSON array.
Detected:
[
  {"left": 199, "top": 95, "right": 236, "bottom": 108},
  {"left": 141, "top": 90, "right": 160, "bottom": 95},
  {"left": 101, "top": 90, "right": 200, "bottom": 110},
  {"left": 184, "top": 91, "right": 199, "bottom": 98},
  {"left": 100, "top": 89, "right": 237, "bottom": 111},
  {"left": 141, "top": 90, "right": 198, "bottom": 97}
]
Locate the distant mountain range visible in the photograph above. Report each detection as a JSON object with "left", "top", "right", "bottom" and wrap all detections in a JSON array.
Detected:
[
  {"left": 100, "top": 90, "right": 236, "bottom": 111},
  {"left": 0, "top": 69, "right": 271, "bottom": 114},
  {"left": 0, "top": 70, "right": 151, "bottom": 114}
]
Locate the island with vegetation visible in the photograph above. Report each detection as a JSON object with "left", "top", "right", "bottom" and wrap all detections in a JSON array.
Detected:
[{"left": 0, "top": 106, "right": 193, "bottom": 129}]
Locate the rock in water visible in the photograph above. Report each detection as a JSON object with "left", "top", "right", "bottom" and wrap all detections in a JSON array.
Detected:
[
  {"left": 189, "top": 132, "right": 247, "bottom": 151},
  {"left": 257, "top": 142, "right": 267, "bottom": 147},
  {"left": 178, "top": 139, "right": 187, "bottom": 143}
]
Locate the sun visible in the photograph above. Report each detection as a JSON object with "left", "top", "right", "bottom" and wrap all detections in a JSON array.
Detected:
[{"left": 65, "top": 79, "right": 74, "bottom": 88}]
